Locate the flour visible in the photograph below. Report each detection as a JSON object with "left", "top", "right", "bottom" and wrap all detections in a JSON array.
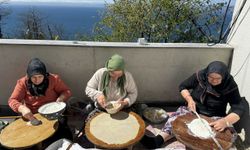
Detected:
[
  {"left": 39, "top": 102, "right": 66, "bottom": 114},
  {"left": 187, "top": 118, "right": 215, "bottom": 139}
]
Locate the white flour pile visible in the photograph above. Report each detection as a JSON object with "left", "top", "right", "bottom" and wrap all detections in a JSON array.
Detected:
[
  {"left": 187, "top": 118, "right": 215, "bottom": 139},
  {"left": 39, "top": 102, "right": 65, "bottom": 114}
]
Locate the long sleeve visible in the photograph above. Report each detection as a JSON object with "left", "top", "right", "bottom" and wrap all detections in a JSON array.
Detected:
[
  {"left": 179, "top": 73, "right": 199, "bottom": 92},
  {"left": 85, "top": 68, "right": 104, "bottom": 102},
  {"left": 123, "top": 72, "right": 138, "bottom": 106},
  {"left": 8, "top": 79, "right": 27, "bottom": 113},
  {"left": 227, "top": 89, "right": 244, "bottom": 117},
  {"left": 53, "top": 74, "right": 72, "bottom": 101},
  {"left": 9, "top": 74, "right": 72, "bottom": 113}
]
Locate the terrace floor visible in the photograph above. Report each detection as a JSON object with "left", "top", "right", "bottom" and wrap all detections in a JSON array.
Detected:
[{"left": 0, "top": 103, "right": 249, "bottom": 150}]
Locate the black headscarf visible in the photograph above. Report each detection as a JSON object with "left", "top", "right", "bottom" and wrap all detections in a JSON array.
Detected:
[
  {"left": 197, "top": 61, "right": 238, "bottom": 103},
  {"left": 26, "top": 58, "right": 49, "bottom": 96}
]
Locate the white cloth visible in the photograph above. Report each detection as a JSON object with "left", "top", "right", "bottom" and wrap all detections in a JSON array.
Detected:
[{"left": 45, "top": 138, "right": 101, "bottom": 150}]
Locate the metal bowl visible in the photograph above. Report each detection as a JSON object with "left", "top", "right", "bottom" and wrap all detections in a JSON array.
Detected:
[
  {"left": 38, "top": 102, "right": 66, "bottom": 120},
  {"left": 143, "top": 107, "right": 168, "bottom": 124}
]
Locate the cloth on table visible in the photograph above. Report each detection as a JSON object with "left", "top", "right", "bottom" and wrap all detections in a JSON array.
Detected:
[{"left": 45, "top": 138, "right": 101, "bottom": 150}]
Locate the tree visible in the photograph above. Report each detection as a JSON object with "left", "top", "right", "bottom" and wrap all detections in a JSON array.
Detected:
[
  {"left": 16, "top": 8, "right": 66, "bottom": 40},
  {"left": 94, "top": 0, "right": 226, "bottom": 43},
  {"left": 0, "top": 0, "right": 11, "bottom": 38}
]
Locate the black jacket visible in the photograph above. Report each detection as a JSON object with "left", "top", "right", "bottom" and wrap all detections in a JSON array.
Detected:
[{"left": 179, "top": 72, "right": 244, "bottom": 117}]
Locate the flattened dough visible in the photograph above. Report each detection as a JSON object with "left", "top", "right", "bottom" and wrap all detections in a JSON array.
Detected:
[
  {"left": 89, "top": 112, "right": 140, "bottom": 144},
  {"left": 187, "top": 118, "right": 214, "bottom": 139}
]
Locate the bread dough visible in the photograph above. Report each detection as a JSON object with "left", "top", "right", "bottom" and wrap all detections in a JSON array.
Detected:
[
  {"left": 187, "top": 118, "right": 214, "bottom": 139},
  {"left": 89, "top": 112, "right": 140, "bottom": 144}
]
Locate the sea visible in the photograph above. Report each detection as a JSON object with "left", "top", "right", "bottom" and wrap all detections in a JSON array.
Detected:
[
  {"left": 1, "top": 2, "right": 234, "bottom": 41},
  {"left": 1, "top": 2, "right": 105, "bottom": 40}
]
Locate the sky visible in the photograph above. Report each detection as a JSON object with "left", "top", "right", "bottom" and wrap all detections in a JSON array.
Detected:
[{"left": 8, "top": 0, "right": 114, "bottom": 3}]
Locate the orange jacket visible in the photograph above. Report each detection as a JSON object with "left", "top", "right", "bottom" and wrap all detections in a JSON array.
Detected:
[{"left": 8, "top": 73, "right": 72, "bottom": 113}]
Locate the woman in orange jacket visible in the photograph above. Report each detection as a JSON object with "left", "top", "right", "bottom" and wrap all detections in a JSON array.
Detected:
[{"left": 9, "top": 58, "right": 72, "bottom": 124}]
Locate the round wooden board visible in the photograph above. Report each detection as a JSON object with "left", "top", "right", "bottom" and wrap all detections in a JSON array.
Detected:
[
  {"left": 85, "top": 111, "right": 145, "bottom": 149},
  {"left": 0, "top": 114, "right": 58, "bottom": 149},
  {"left": 172, "top": 113, "right": 234, "bottom": 150}
]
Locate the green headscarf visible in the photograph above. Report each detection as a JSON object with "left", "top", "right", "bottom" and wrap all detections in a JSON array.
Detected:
[{"left": 101, "top": 54, "right": 126, "bottom": 97}]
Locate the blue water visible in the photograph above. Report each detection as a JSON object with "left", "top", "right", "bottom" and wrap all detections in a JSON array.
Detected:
[{"left": 2, "top": 3, "right": 104, "bottom": 39}]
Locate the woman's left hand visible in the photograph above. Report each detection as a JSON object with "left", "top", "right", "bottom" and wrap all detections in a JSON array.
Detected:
[
  {"left": 56, "top": 94, "right": 65, "bottom": 102},
  {"left": 56, "top": 97, "right": 64, "bottom": 102},
  {"left": 209, "top": 118, "right": 228, "bottom": 132},
  {"left": 117, "top": 99, "right": 129, "bottom": 110}
]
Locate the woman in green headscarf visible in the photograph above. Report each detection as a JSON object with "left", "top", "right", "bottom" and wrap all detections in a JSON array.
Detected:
[{"left": 85, "top": 54, "right": 138, "bottom": 111}]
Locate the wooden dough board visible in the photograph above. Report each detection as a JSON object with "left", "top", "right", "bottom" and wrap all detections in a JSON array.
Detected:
[
  {"left": 85, "top": 111, "right": 145, "bottom": 149},
  {"left": 172, "top": 113, "right": 234, "bottom": 150},
  {"left": 0, "top": 113, "right": 58, "bottom": 149}
]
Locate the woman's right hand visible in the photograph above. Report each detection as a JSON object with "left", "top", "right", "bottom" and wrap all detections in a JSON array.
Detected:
[
  {"left": 24, "top": 112, "right": 42, "bottom": 126},
  {"left": 97, "top": 94, "right": 106, "bottom": 108},
  {"left": 187, "top": 97, "right": 196, "bottom": 112},
  {"left": 18, "top": 105, "right": 33, "bottom": 120},
  {"left": 181, "top": 89, "right": 196, "bottom": 112},
  {"left": 23, "top": 112, "right": 35, "bottom": 120}
]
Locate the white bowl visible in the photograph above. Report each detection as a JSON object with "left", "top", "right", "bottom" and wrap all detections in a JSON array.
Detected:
[
  {"left": 38, "top": 102, "right": 66, "bottom": 120},
  {"left": 105, "top": 101, "right": 121, "bottom": 114}
]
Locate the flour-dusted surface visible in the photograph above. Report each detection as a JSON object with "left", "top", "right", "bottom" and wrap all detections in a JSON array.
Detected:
[
  {"left": 89, "top": 112, "right": 140, "bottom": 144},
  {"left": 187, "top": 118, "right": 214, "bottom": 139}
]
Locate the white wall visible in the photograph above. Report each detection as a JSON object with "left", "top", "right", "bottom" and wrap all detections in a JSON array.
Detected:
[
  {"left": 227, "top": 0, "right": 250, "bottom": 145},
  {"left": 0, "top": 40, "right": 232, "bottom": 105},
  {"left": 228, "top": 0, "right": 250, "bottom": 100}
]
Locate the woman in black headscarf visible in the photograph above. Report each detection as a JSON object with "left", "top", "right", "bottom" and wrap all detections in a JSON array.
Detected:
[
  {"left": 180, "top": 61, "right": 243, "bottom": 128},
  {"left": 141, "top": 61, "right": 244, "bottom": 149},
  {"left": 8, "top": 58, "right": 73, "bottom": 148},
  {"left": 9, "top": 58, "right": 72, "bottom": 122}
]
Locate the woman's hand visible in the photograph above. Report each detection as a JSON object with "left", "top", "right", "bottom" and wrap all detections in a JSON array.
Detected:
[
  {"left": 56, "top": 98, "right": 64, "bottom": 102},
  {"left": 24, "top": 112, "right": 42, "bottom": 126},
  {"left": 117, "top": 99, "right": 129, "bottom": 110},
  {"left": 187, "top": 98, "right": 196, "bottom": 112},
  {"left": 181, "top": 89, "right": 196, "bottom": 112},
  {"left": 23, "top": 112, "right": 35, "bottom": 121},
  {"left": 209, "top": 118, "right": 228, "bottom": 132},
  {"left": 97, "top": 94, "right": 106, "bottom": 108},
  {"left": 56, "top": 95, "right": 65, "bottom": 102},
  {"left": 18, "top": 105, "right": 33, "bottom": 120}
]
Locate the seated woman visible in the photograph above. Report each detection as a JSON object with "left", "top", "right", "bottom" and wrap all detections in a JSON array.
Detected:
[
  {"left": 85, "top": 54, "right": 138, "bottom": 113},
  {"left": 141, "top": 61, "right": 244, "bottom": 149},
  {"left": 8, "top": 58, "right": 73, "bottom": 143}
]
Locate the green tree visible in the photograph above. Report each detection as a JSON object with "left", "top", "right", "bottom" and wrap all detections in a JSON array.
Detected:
[{"left": 94, "top": 0, "right": 225, "bottom": 43}]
